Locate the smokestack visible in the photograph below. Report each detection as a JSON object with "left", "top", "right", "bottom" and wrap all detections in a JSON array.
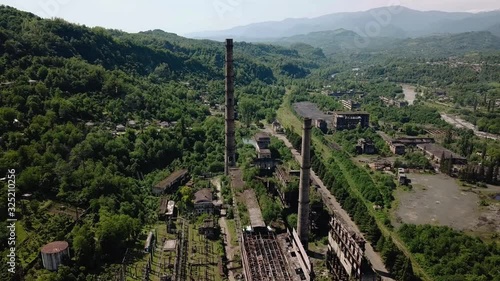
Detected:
[
  {"left": 225, "top": 39, "right": 236, "bottom": 175},
  {"left": 297, "top": 118, "right": 312, "bottom": 249}
]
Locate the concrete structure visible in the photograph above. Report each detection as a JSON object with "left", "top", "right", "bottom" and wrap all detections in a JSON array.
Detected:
[
  {"left": 241, "top": 231, "right": 299, "bottom": 281},
  {"left": 193, "top": 188, "right": 214, "bottom": 215},
  {"left": 198, "top": 219, "right": 217, "bottom": 239},
  {"left": 380, "top": 96, "right": 408, "bottom": 108},
  {"left": 41, "top": 241, "right": 70, "bottom": 271},
  {"left": 390, "top": 143, "right": 406, "bottom": 155},
  {"left": 326, "top": 216, "right": 377, "bottom": 281},
  {"left": 144, "top": 231, "right": 155, "bottom": 253},
  {"left": 332, "top": 112, "right": 370, "bottom": 130},
  {"left": 341, "top": 99, "right": 361, "bottom": 111},
  {"left": 257, "top": 148, "right": 271, "bottom": 159},
  {"left": 225, "top": 38, "right": 236, "bottom": 175},
  {"left": 293, "top": 102, "right": 333, "bottom": 131},
  {"left": 158, "top": 198, "right": 175, "bottom": 219},
  {"left": 378, "top": 131, "right": 435, "bottom": 155},
  {"left": 417, "top": 143, "right": 467, "bottom": 166},
  {"left": 240, "top": 209, "right": 312, "bottom": 281},
  {"left": 356, "top": 138, "right": 376, "bottom": 154},
  {"left": 297, "top": 118, "right": 312, "bottom": 249},
  {"left": 315, "top": 118, "right": 328, "bottom": 133},
  {"left": 116, "top": 124, "right": 125, "bottom": 132},
  {"left": 153, "top": 170, "right": 189, "bottom": 195},
  {"left": 275, "top": 166, "right": 300, "bottom": 208},
  {"left": 253, "top": 132, "right": 276, "bottom": 169},
  {"left": 163, "top": 239, "right": 177, "bottom": 252},
  {"left": 254, "top": 132, "right": 271, "bottom": 149},
  {"left": 272, "top": 120, "right": 284, "bottom": 134},
  {"left": 243, "top": 189, "right": 266, "bottom": 230},
  {"left": 166, "top": 201, "right": 175, "bottom": 217}
]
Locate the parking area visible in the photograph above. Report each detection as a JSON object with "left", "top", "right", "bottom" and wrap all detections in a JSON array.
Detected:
[{"left": 394, "top": 173, "right": 500, "bottom": 234}]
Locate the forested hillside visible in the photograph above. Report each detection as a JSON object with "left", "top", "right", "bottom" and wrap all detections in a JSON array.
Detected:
[
  {"left": 272, "top": 29, "right": 500, "bottom": 57},
  {"left": 0, "top": 5, "right": 321, "bottom": 280}
]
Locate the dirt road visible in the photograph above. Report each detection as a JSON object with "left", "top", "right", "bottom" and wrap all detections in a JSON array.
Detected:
[
  {"left": 212, "top": 178, "right": 237, "bottom": 281},
  {"left": 441, "top": 113, "right": 499, "bottom": 140},
  {"left": 262, "top": 127, "right": 394, "bottom": 280}
]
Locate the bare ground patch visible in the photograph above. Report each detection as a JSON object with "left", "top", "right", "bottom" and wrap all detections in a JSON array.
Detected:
[{"left": 394, "top": 173, "right": 500, "bottom": 234}]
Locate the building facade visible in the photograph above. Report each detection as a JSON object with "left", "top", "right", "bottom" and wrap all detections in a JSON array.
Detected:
[{"left": 332, "top": 112, "right": 370, "bottom": 130}]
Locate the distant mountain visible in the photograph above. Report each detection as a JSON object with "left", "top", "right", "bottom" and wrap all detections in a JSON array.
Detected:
[
  {"left": 487, "top": 23, "right": 500, "bottom": 37},
  {"left": 269, "top": 29, "right": 399, "bottom": 56},
  {"left": 187, "top": 6, "right": 500, "bottom": 41},
  {"left": 270, "top": 29, "right": 500, "bottom": 57}
]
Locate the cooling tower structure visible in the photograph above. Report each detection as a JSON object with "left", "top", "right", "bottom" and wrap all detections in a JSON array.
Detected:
[
  {"left": 297, "top": 118, "right": 312, "bottom": 249},
  {"left": 41, "top": 241, "right": 70, "bottom": 271},
  {"left": 225, "top": 38, "right": 236, "bottom": 175}
]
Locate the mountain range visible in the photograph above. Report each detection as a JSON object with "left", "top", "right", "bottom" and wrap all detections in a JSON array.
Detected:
[{"left": 187, "top": 6, "right": 500, "bottom": 41}]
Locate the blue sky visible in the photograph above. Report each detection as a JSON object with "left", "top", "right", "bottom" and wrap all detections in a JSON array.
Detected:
[{"left": 1, "top": 0, "right": 499, "bottom": 35}]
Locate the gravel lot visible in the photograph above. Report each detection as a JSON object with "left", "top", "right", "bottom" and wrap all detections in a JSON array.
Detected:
[{"left": 395, "top": 173, "right": 500, "bottom": 234}]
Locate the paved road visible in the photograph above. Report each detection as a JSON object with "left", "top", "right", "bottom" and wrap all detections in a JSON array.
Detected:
[{"left": 263, "top": 127, "right": 394, "bottom": 280}]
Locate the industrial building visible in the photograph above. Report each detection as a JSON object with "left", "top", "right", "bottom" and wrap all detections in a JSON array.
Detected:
[
  {"left": 240, "top": 189, "right": 312, "bottom": 281},
  {"left": 254, "top": 132, "right": 271, "bottom": 149},
  {"left": 380, "top": 96, "right": 408, "bottom": 108},
  {"left": 193, "top": 188, "right": 216, "bottom": 215},
  {"left": 252, "top": 132, "right": 276, "bottom": 170},
  {"left": 152, "top": 169, "right": 189, "bottom": 195},
  {"left": 378, "top": 131, "right": 435, "bottom": 155},
  {"left": 332, "top": 112, "right": 370, "bottom": 130},
  {"left": 326, "top": 216, "right": 377, "bottom": 281},
  {"left": 293, "top": 102, "right": 333, "bottom": 132},
  {"left": 275, "top": 165, "right": 300, "bottom": 209},
  {"left": 41, "top": 241, "right": 70, "bottom": 271},
  {"left": 341, "top": 99, "right": 361, "bottom": 111},
  {"left": 198, "top": 219, "right": 217, "bottom": 239},
  {"left": 417, "top": 143, "right": 467, "bottom": 166},
  {"left": 390, "top": 143, "right": 406, "bottom": 155},
  {"left": 356, "top": 138, "right": 376, "bottom": 154}
]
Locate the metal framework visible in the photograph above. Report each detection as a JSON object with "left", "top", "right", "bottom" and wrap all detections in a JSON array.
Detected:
[{"left": 241, "top": 231, "right": 293, "bottom": 281}]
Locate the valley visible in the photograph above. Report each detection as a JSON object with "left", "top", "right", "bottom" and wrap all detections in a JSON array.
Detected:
[{"left": 1, "top": 3, "right": 500, "bottom": 281}]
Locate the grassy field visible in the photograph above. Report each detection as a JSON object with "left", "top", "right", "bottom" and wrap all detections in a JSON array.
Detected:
[
  {"left": 126, "top": 218, "right": 225, "bottom": 281},
  {"left": 225, "top": 220, "right": 238, "bottom": 247}
]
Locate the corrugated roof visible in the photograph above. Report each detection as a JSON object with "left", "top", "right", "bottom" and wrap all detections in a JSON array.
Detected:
[
  {"left": 417, "top": 143, "right": 466, "bottom": 160},
  {"left": 243, "top": 189, "right": 266, "bottom": 228},
  {"left": 154, "top": 169, "right": 188, "bottom": 191}
]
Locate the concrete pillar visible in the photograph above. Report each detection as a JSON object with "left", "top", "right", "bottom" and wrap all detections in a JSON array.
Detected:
[
  {"left": 297, "top": 118, "right": 312, "bottom": 249},
  {"left": 225, "top": 39, "right": 236, "bottom": 175}
]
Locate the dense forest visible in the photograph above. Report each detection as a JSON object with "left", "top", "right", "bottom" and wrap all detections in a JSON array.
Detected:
[
  {"left": 0, "top": 5, "right": 323, "bottom": 280},
  {"left": 1, "top": 4, "right": 500, "bottom": 281}
]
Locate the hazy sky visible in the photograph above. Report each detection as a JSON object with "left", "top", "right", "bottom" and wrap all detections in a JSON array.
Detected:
[{"left": 1, "top": 0, "right": 499, "bottom": 35}]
